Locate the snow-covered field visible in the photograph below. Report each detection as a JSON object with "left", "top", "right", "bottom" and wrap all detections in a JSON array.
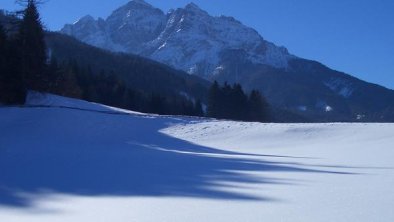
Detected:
[{"left": 1, "top": 93, "right": 393, "bottom": 222}]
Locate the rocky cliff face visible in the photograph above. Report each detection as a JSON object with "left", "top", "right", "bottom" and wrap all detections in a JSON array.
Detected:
[{"left": 61, "top": 0, "right": 293, "bottom": 79}]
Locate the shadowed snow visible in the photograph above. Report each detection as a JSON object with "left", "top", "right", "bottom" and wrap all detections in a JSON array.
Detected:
[{"left": 0, "top": 93, "right": 393, "bottom": 222}]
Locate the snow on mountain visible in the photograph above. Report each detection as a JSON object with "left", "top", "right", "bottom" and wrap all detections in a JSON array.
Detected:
[
  {"left": 57, "top": 0, "right": 394, "bottom": 122},
  {"left": 145, "top": 3, "right": 293, "bottom": 77},
  {"left": 105, "top": 0, "right": 166, "bottom": 53},
  {"left": 62, "top": 15, "right": 122, "bottom": 52},
  {"left": 60, "top": 0, "right": 294, "bottom": 78},
  {"left": 1, "top": 94, "right": 394, "bottom": 221},
  {"left": 324, "top": 78, "right": 355, "bottom": 98}
]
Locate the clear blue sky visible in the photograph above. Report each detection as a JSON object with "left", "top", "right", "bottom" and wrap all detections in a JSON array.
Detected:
[{"left": 2, "top": 0, "right": 394, "bottom": 89}]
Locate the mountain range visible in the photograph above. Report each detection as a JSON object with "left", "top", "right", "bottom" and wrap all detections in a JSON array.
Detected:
[{"left": 60, "top": 0, "right": 394, "bottom": 122}]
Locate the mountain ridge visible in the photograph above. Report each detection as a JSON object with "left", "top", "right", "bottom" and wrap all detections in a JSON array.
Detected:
[
  {"left": 61, "top": 0, "right": 294, "bottom": 78},
  {"left": 60, "top": 0, "right": 394, "bottom": 122}
]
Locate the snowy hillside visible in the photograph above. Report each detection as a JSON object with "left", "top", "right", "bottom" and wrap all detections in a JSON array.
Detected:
[{"left": 1, "top": 93, "right": 394, "bottom": 221}]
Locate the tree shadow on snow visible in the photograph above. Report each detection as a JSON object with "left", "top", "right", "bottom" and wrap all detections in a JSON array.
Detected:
[{"left": 0, "top": 107, "right": 357, "bottom": 208}]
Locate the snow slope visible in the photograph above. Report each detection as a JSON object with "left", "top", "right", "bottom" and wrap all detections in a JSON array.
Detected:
[{"left": 1, "top": 94, "right": 394, "bottom": 222}]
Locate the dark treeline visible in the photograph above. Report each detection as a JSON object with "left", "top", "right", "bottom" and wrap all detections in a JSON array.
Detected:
[
  {"left": 207, "top": 81, "right": 270, "bottom": 122},
  {"left": 47, "top": 58, "right": 204, "bottom": 116}
]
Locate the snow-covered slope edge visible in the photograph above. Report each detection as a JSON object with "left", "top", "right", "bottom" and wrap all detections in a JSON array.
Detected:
[
  {"left": 1, "top": 94, "right": 394, "bottom": 222},
  {"left": 25, "top": 91, "right": 144, "bottom": 115}
]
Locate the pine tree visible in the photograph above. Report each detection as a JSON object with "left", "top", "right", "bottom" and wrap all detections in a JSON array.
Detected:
[
  {"left": 57, "top": 67, "right": 82, "bottom": 98},
  {"left": 149, "top": 94, "right": 166, "bottom": 114},
  {"left": 0, "top": 24, "right": 26, "bottom": 104},
  {"left": 207, "top": 81, "right": 221, "bottom": 118},
  {"left": 207, "top": 81, "right": 270, "bottom": 122},
  {"left": 0, "top": 24, "right": 7, "bottom": 100},
  {"left": 230, "top": 83, "right": 248, "bottom": 120},
  {"left": 194, "top": 99, "right": 204, "bottom": 117},
  {"left": 47, "top": 56, "right": 59, "bottom": 92},
  {"left": 0, "top": 24, "right": 6, "bottom": 76},
  {"left": 248, "top": 90, "right": 269, "bottom": 122},
  {"left": 18, "top": 0, "right": 48, "bottom": 91}
]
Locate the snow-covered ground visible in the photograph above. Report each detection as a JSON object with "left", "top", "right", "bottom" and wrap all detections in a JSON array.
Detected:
[{"left": 1, "top": 93, "right": 393, "bottom": 222}]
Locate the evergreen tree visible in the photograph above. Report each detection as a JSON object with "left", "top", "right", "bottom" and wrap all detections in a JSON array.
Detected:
[
  {"left": 18, "top": 0, "right": 48, "bottom": 91},
  {"left": 0, "top": 24, "right": 7, "bottom": 101},
  {"left": 248, "top": 90, "right": 269, "bottom": 122},
  {"left": 230, "top": 83, "right": 248, "bottom": 120},
  {"left": 0, "top": 24, "right": 6, "bottom": 76},
  {"left": 194, "top": 99, "right": 204, "bottom": 117},
  {"left": 220, "top": 82, "right": 232, "bottom": 119},
  {"left": 207, "top": 81, "right": 270, "bottom": 122},
  {"left": 149, "top": 94, "right": 166, "bottom": 114},
  {"left": 0, "top": 24, "right": 26, "bottom": 104},
  {"left": 47, "top": 56, "right": 59, "bottom": 92},
  {"left": 207, "top": 81, "right": 221, "bottom": 118},
  {"left": 57, "top": 67, "right": 82, "bottom": 98}
]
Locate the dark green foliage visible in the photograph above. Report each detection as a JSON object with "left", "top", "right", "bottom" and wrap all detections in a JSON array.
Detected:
[
  {"left": 0, "top": 24, "right": 7, "bottom": 100},
  {"left": 230, "top": 83, "right": 248, "bottom": 120},
  {"left": 0, "top": 0, "right": 47, "bottom": 104},
  {"left": 248, "top": 90, "right": 269, "bottom": 122},
  {"left": 207, "top": 81, "right": 270, "bottom": 122},
  {"left": 45, "top": 60, "right": 205, "bottom": 117},
  {"left": 0, "top": 24, "right": 26, "bottom": 104},
  {"left": 0, "top": 24, "right": 5, "bottom": 71},
  {"left": 18, "top": 0, "right": 48, "bottom": 92},
  {"left": 193, "top": 99, "right": 204, "bottom": 117},
  {"left": 207, "top": 81, "right": 221, "bottom": 117}
]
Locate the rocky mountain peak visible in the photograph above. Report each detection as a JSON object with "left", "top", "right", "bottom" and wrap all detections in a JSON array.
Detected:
[
  {"left": 184, "top": 2, "right": 205, "bottom": 12},
  {"left": 61, "top": 1, "right": 293, "bottom": 77},
  {"left": 77, "top": 15, "right": 95, "bottom": 23},
  {"left": 126, "top": 0, "right": 154, "bottom": 8}
]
